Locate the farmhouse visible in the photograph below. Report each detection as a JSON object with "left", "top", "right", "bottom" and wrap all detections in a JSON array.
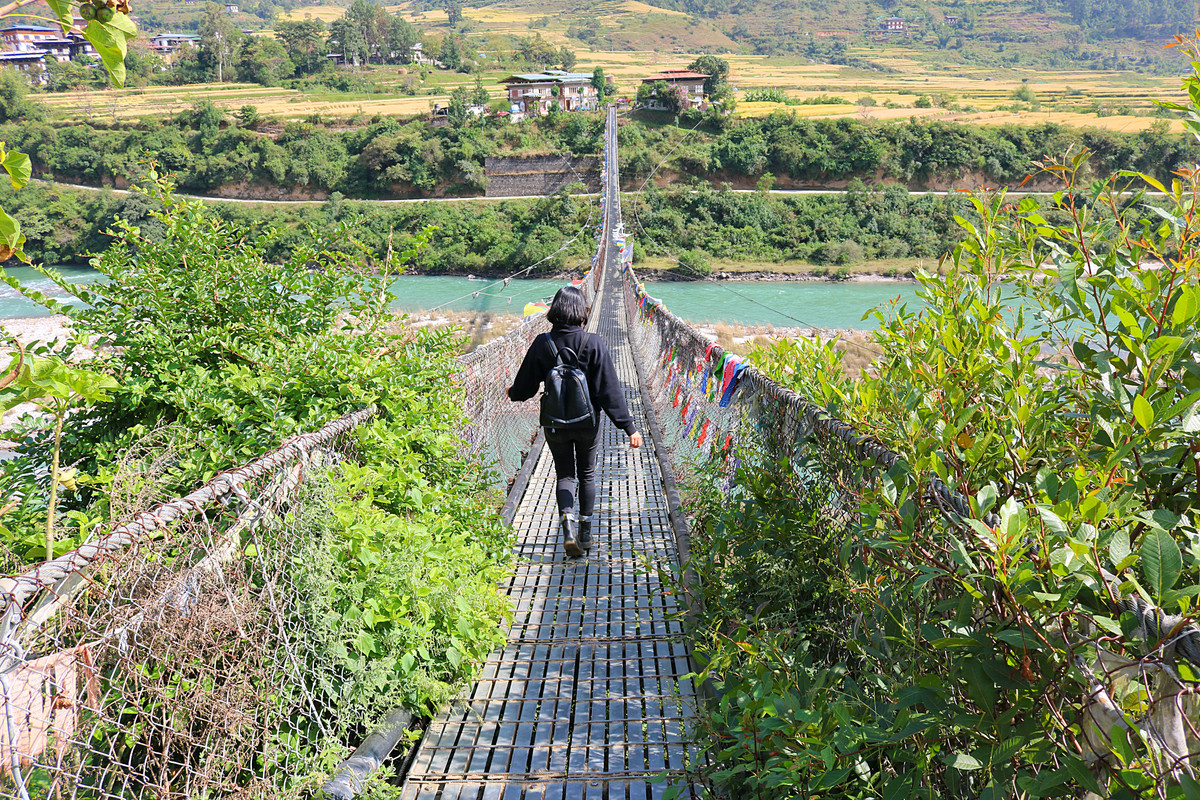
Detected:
[
  {"left": 1, "top": 24, "right": 59, "bottom": 51},
  {"left": 224, "top": 3, "right": 239, "bottom": 12},
  {"left": 944, "top": 13, "right": 959, "bottom": 26},
  {"left": 884, "top": 16, "right": 906, "bottom": 31},
  {"left": 640, "top": 68, "right": 708, "bottom": 111},
  {"left": 0, "top": 49, "right": 48, "bottom": 81},
  {"left": 150, "top": 32, "right": 200, "bottom": 54},
  {"left": 1, "top": 23, "right": 96, "bottom": 66},
  {"left": 502, "top": 70, "right": 598, "bottom": 115}
]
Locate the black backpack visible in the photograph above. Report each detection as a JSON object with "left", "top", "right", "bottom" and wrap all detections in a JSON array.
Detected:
[{"left": 540, "top": 334, "right": 596, "bottom": 430}]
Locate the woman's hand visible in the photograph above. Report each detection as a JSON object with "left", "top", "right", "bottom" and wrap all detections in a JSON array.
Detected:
[{"left": 629, "top": 432, "right": 643, "bottom": 448}]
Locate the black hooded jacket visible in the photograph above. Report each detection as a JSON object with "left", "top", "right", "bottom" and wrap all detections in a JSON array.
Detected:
[{"left": 507, "top": 324, "right": 637, "bottom": 434}]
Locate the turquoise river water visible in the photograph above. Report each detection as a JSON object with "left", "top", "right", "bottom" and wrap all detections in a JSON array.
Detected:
[{"left": 0, "top": 268, "right": 921, "bottom": 330}]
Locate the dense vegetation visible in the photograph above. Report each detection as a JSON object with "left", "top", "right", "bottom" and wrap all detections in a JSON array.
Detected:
[
  {"left": 1058, "top": 0, "right": 1195, "bottom": 38},
  {"left": 0, "top": 182, "right": 513, "bottom": 785},
  {"left": 672, "top": 112, "right": 1200, "bottom": 800},
  {"left": 5, "top": 176, "right": 968, "bottom": 275},
  {"left": 0, "top": 180, "right": 595, "bottom": 273},
  {"left": 0, "top": 95, "right": 604, "bottom": 196},
  {"left": 631, "top": 182, "right": 966, "bottom": 267},
  {"left": 621, "top": 112, "right": 1199, "bottom": 188},
  {"left": 5, "top": 92, "right": 1197, "bottom": 206}
]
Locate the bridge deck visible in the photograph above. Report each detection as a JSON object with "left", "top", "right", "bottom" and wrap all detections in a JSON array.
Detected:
[{"left": 400, "top": 267, "right": 704, "bottom": 798}]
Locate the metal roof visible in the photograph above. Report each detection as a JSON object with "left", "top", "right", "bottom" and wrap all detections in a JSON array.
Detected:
[
  {"left": 503, "top": 70, "right": 594, "bottom": 83},
  {"left": 642, "top": 71, "right": 708, "bottom": 81}
]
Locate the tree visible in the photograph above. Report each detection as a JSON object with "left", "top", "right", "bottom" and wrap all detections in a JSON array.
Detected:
[
  {"left": 275, "top": 18, "right": 326, "bottom": 75},
  {"left": 329, "top": 14, "right": 368, "bottom": 67},
  {"left": 121, "top": 40, "right": 162, "bottom": 87},
  {"left": 345, "top": 0, "right": 389, "bottom": 62},
  {"left": 471, "top": 72, "right": 489, "bottom": 107},
  {"left": 558, "top": 45, "right": 576, "bottom": 71},
  {"left": 443, "top": 0, "right": 462, "bottom": 27},
  {"left": 638, "top": 79, "right": 683, "bottom": 113},
  {"left": 0, "top": 69, "right": 39, "bottom": 123},
  {"left": 709, "top": 80, "right": 735, "bottom": 112},
  {"left": 199, "top": 1, "right": 241, "bottom": 81},
  {"left": 238, "top": 104, "right": 260, "bottom": 127},
  {"left": 387, "top": 16, "right": 420, "bottom": 63},
  {"left": 237, "top": 37, "right": 295, "bottom": 85},
  {"left": 591, "top": 66, "right": 607, "bottom": 101},
  {"left": 446, "top": 84, "right": 473, "bottom": 129},
  {"left": 439, "top": 34, "right": 463, "bottom": 69},
  {"left": 687, "top": 54, "right": 729, "bottom": 96},
  {"left": 934, "top": 23, "right": 953, "bottom": 48},
  {"left": 517, "top": 33, "right": 558, "bottom": 67}
]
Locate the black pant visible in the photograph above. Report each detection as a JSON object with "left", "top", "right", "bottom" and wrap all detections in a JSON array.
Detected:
[{"left": 545, "top": 426, "right": 600, "bottom": 516}]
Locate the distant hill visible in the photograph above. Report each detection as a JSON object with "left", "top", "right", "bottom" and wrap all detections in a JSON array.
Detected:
[
  {"left": 7, "top": 0, "right": 1190, "bottom": 70},
  {"left": 625, "top": 0, "right": 1192, "bottom": 67},
  {"left": 396, "top": 0, "right": 1191, "bottom": 70}
]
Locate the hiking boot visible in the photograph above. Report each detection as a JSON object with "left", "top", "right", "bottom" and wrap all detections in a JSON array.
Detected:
[
  {"left": 577, "top": 515, "right": 594, "bottom": 551},
  {"left": 561, "top": 513, "right": 582, "bottom": 558}
]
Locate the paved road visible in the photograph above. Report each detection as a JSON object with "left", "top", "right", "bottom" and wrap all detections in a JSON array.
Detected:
[
  {"left": 30, "top": 178, "right": 561, "bottom": 205},
  {"left": 33, "top": 177, "right": 1079, "bottom": 206}
]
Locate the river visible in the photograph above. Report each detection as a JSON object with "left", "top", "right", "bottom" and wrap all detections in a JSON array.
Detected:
[{"left": 0, "top": 269, "right": 921, "bottom": 330}]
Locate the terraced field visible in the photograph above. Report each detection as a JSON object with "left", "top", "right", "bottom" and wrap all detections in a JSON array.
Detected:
[
  {"left": 29, "top": 0, "right": 1186, "bottom": 133},
  {"left": 33, "top": 80, "right": 449, "bottom": 120}
]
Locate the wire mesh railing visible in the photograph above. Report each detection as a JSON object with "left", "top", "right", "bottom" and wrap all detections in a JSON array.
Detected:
[{"left": 0, "top": 407, "right": 378, "bottom": 799}]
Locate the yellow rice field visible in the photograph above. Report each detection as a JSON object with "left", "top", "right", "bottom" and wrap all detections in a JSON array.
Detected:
[
  {"left": 34, "top": 81, "right": 449, "bottom": 120},
  {"left": 279, "top": 4, "right": 352, "bottom": 22}
]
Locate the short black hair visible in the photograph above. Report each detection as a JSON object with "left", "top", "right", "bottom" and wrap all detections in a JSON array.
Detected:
[{"left": 547, "top": 285, "right": 589, "bottom": 327}]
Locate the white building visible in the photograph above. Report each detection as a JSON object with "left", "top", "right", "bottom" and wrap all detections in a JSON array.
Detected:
[
  {"left": 150, "top": 32, "right": 200, "bottom": 53},
  {"left": 502, "top": 70, "right": 598, "bottom": 115}
]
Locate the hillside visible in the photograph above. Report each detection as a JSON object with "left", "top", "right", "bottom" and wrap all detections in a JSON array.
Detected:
[
  {"left": 289, "top": 0, "right": 1189, "bottom": 69},
  {"left": 7, "top": 0, "right": 1186, "bottom": 69}
]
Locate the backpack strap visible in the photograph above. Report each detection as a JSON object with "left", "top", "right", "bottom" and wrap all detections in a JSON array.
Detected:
[
  {"left": 545, "top": 332, "right": 580, "bottom": 366},
  {"left": 544, "top": 332, "right": 565, "bottom": 365}
]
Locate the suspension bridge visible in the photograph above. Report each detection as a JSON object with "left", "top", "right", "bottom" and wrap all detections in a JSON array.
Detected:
[{"left": 2, "top": 107, "right": 1198, "bottom": 800}]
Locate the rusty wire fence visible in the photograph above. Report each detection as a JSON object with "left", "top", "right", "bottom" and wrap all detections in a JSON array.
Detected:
[{"left": 0, "top": 408, "right": 383, "bottom": 799}]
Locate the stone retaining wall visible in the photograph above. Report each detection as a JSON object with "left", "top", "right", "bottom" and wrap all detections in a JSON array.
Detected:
[{"left": 484, "top": 155, "right": 601, "bottom": 197}]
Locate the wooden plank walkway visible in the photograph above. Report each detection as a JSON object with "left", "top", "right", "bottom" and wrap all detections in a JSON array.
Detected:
[{"left": 400, "top": 223, "right": 705, "bottom": 799}]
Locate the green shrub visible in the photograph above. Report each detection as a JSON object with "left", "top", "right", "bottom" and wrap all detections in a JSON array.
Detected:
[
  {"left": 676, "top": 248, "right": 711, "bottom": 277},
  {"left": 812, "top": 240, "right": 863, "bottom": 265},
  {"left": 679, "top": 144, "right": 1200, "bottom": 796},
  {"left": 0, "top": 176, "right": 514, "bottom": 780}
]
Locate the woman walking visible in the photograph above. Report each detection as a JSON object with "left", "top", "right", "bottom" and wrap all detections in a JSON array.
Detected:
[{"left": 508, "top": 286, "right": 643, "bottom": 557}]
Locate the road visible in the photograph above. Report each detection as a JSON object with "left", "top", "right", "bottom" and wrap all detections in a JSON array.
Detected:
[{"left": 31, "top": 177, "right": 1082, "bottom": 206}]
